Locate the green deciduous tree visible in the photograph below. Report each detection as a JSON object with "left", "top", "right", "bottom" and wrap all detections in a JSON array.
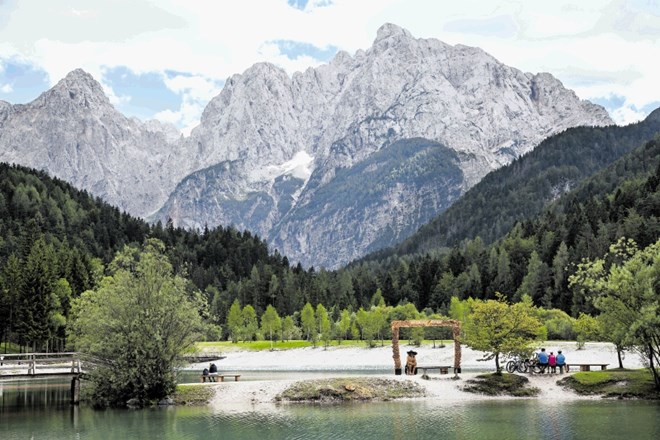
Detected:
[
  {"left": 242, "top": 304, "right": 258, "bottom": 341},
  {"left": 70, "top": 239, "right": 204, "bottom": 407},
  {"left": 572, "top": 313, "right": 602, "bottom": 350},
  {"left": 281, "top": 315, "right": 299, "bottom": 341},
  {"left": 260, "top": 305, "right": 281, "bottom": 350},
  {"left": 226, "top": 299, "right": 244, "bottom": 343},
  {"left": 570, "top": 238, "right": 660, "bottom": 389},
  {"left": 316, "top": 303, "right": 332, "bottom": 348},
  {"left": 300, "top": 303, "right": 317, "bottom": 345},
  {"left": 463, "top": 294, "right": 544, "bottom": 372},
  {"left": 356, "top": 307, "right": 384, "bottom": 347},
  {"left": 337, "top": 309, "right": 352, "bottom": 344}
]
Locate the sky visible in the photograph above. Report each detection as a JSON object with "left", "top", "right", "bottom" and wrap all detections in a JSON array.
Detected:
[{"left": 0, "top": 0, "right": 658, "bottom": 135}]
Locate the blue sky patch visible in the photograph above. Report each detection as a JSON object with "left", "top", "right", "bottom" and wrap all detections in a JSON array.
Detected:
[
  {"left": 641, "top": 101, "right": 660, "bottom": 115},
  {"left": 102, "top": 66, "right": 181, "bottom": 121},
  {"left": 274, "top": 40, "right": 338, "bottom": 61},
  {"left": 590, "top": 94, "right": 626, "bottom": 111},
  {"left": 0, "top": 60, "right": 50, "bottom": 104},
  {"left": 288, "top": 0, "right": 309, "bottom": 10}
]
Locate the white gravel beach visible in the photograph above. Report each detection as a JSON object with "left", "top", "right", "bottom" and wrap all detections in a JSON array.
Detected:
[{"left": 192, "top": 342, "right": 647, "bottom": 410}]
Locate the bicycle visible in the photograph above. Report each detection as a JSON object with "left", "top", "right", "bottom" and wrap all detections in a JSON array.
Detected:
[{"left": 505, "top": 356, "right": 529, "bottom": 373}]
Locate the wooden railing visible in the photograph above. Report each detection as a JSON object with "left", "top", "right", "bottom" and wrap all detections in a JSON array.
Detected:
[{"left": 0, "top": 352, "right": 83, "bottom": 375}]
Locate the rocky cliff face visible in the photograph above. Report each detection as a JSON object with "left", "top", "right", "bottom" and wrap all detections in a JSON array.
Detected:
[
  {"left": 0, "top": 69, "right": 183, "bottom": 216},
  {"left": 0, "top": 24, "right": 613, "bottom": 269},
  {"left": 154, "top": 23, "right": 612, "bottom": 268}
]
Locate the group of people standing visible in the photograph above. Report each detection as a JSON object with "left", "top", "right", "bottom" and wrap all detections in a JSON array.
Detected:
[{"left": 536, "top": 348, "right": 567, "bottom": 373}]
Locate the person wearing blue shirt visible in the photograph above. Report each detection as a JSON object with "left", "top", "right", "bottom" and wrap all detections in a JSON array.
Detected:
[
  {"left": 556, "top": 350, "right": 566, "bottom": 374},
  {"left": 537, "top": 348, "right": 549, "bottom": 373}
]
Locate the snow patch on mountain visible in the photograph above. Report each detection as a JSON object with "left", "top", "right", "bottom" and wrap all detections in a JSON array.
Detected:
[{"left": 250, "top": 150, "right": 314, "bottom": 185}]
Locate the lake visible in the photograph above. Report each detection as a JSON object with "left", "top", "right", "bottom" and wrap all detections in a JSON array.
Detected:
[{"left": 2, "top": 376, "right": 659, "bottom": 439}]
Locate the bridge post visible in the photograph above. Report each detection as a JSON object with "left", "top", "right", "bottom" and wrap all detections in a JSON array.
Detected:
[
  {"left": 70, "top": 376, "right": 81, "bottom": 405},
  {"left": 71, "top": 357, "right": 81, "bottom": 373}
]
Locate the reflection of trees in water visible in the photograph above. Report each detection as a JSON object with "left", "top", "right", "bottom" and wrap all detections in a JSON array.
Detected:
[{"left": 1, "top": 380, "right": 70, "bottom": 411}]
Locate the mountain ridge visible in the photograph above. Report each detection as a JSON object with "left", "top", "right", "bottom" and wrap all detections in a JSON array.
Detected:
[
  {"left": 369, "top": 107, "right": 660, "bottom": 261},
  {"left": 0, "top": 23, "right": 612, "bottom": 268},
  {"left": 155, "top": 23, "right": 612, "bottom": 268}
]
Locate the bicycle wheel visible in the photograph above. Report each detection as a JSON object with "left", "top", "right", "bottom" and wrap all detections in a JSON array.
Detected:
[
  {"left": 506, "top": 360, "right": 516, "bottom": 373},
  {"left": 518, "top": 360, "right": 528, "bottom": 373}
]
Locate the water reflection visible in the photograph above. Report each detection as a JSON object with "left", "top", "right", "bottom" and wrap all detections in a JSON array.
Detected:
[{"left": 2, "top": 380, "right": 659, "bottom": 440}]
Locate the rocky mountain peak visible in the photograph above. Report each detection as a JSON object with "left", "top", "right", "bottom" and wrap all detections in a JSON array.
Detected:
[
  {"left": 153, "top": 24, "right": 613, "bottom": 269},
  {"left": 0, "top": 24, "right": 617, "bottom": 270},
  {"left": 375, "top": 23, "right": 413, "bottom": 43},
  {"left": 36, "top": 68, "right": 111, "bottom": 113},
  {"left": 0, "top": 100, "right": 11, "bottom": 124}
]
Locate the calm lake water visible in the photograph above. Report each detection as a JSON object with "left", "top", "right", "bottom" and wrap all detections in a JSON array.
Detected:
[{"left": 2, "top": 376, "right": 659, "bottom": 440}]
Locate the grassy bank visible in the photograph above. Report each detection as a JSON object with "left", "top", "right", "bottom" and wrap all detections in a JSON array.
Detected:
[
  {"left": 172, "top": 384, "right": 215, "bottom": 406},
  {"left": 558, "top": 369, "right": 660, "bottom": 399},
  {"left": 276, "top": 377, "right": 425, "bottom": 402},
  {"left": 463, "top": 373, "right": 541, "bottom": 397}
]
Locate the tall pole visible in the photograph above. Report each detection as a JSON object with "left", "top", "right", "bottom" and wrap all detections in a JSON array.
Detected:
[
  {"left": 70, "top": 376, "right": 80, "bottom": 405},
  {"left": 391, "top": 323, "right": 401, "bottom": 375}
]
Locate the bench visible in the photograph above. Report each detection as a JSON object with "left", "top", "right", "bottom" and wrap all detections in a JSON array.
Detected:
[
  {"left": 417, "top": 365, "right": 452, "bottom": 379},
  {"left": 200, "top": 373, "right": 241, "bottom": 382},
  {"left": 567, "top": 363, "right": 609, "bottom": 372}
]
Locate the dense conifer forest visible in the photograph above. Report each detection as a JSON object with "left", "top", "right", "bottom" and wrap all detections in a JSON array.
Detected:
[{"left": 2, "top": 128, "right": 660, "bottom": 351}]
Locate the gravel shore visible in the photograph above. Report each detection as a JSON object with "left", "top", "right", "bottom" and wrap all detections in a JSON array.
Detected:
[{"left": 193, "top": 342, "right": 645, "bottom": 410}]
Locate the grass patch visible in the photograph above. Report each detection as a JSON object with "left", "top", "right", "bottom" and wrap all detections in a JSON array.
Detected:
[
  {"left": 558, "top": 369, "right": 660, "bottom": 399},
  {"left": 464, "top": 373, "right": 540, "bottom": 397},
  {"left": 194, "top": 339, "right": 451, "bottom": 353},
  {"left": 172, "top": 384, "right": 215, "bottom": 406},
  {"left": 194, "top": 339, "right": 390, "bottom": 353},
  {"left": 0, "top": 342, "right": 21, "bottom": 354},
  {"left": 276, "top": 377, "right": 425, "bottom": 403}
]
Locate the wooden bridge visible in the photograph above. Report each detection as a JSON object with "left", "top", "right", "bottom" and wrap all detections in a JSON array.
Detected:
[{"left": 0, "top": 352, "right": 87, "bottom": 403}]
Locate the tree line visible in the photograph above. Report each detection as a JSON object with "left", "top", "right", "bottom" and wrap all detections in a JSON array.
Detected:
[{"left": 2, "top": 137, "right": 659, "bottom": 354}]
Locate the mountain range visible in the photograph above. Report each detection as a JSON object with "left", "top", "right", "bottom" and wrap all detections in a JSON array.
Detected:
[
  {"left": 385, "top": 108, "right": 660, "bottom": 259},
  {"left": 0, "top": 23, "right": 612, "bottom": 269}
]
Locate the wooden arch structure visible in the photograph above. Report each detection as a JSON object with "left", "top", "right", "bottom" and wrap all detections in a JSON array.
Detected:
[{"left": 391, "top": 319, "right": 462, "bottom": 375}]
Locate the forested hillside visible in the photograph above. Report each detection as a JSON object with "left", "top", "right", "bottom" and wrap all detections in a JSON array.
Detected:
[
  {"left": 0, "top": 163, "right": 296, "bottom": 349},
  {"left": 341, "top": 137, "right": 660, "bottom": 315},
  {"left": 385, "top": 108, "right": 660, "bottom": 257},
  {"left": 2, "top": 132, "right": 659, "bottom": 351},
  {"left": 0, "top": 162, "right": 428, "bottom": 351}
]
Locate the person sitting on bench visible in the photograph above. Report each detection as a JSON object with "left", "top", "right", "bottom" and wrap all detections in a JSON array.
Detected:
[
  {"left": 208, "top": 363, "right": 218, "bottom": 381},
  {"left": 405, "top": 350, "right": 418, "bottom": 375}
]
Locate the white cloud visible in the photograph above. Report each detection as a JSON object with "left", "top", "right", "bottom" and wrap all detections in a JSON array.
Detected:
[
  {"left": 155, "top": 73, "right": 223, "bottom": 135},
  {"left": 154, "top": 95, "right": 206, "bottom": 136},
  {"left": 610, "top": 105, "right": 647, "bottom": 125},
  {"left": 0, "top": 0, "right": 658, "bottom": 128},
  {"left": 1, "top": 83, "right": 13, "bottom": 93}
]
